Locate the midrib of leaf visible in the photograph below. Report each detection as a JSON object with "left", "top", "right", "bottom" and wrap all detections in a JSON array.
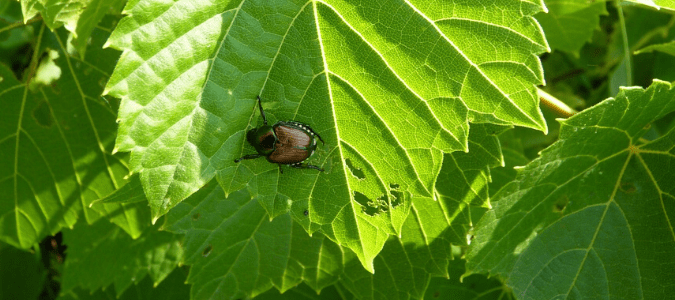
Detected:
[
  {"left": 329, "top": 73, "right": 432, "bottom": 195},
  {"left": 48, "top": 27, "right": 131, "bottom": 231},
  {"left": 313, "top": 0, "right": 369, "bottom": 267},
  {"left": 53, "top": 28, "right": 121, "bottom": 191},
  {"left": 13, "top": 25, "right": 46, "bottom": 247},
  {"left": 318, "top": 0, "right": 465, "bottom": 149},
  {"left": 406, "top": 0, "right": 545, "bottom": 130},
  {"left": 472, "top": 145, "right": 630, "bottom": 270},
  {"left": 634, "top": 150, "right": 675, "bottom": 241},
  {"left": 561, "top": 151, "right": 640, "bottom": 298}
]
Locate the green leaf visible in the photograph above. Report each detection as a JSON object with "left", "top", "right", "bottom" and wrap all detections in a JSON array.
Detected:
[
  {"left": 105, "top": 0, "right": 549, "bottom": 271},
  {"left": 91, "top": 173, "right": 146, "bottom": 205},
  {"left": 60, "top": 219, "right": 183, "bottom": 297},
  {"left": 535, "top": 0, "right": 608, "bottom": 55},
  {"left": 20, "top": 0, "right": 124, "bottom": 57},
  {"left": 64, "top": 0, "right": 127, "bottom": 58},
  {"left": 254, "top": 283, "right": 345, "bottom": 300},
  {"left": 436, "top": 123, "right": 507, "bottom": 246},
  {"left": 58, "top": 266, "right": 190, "bottom": 300},
  {"left": 0, "top": 19, "right": 131, "bottom": 248},
  {"left": 337, "top": 124, "right": 505, "bottom": 299},
  {"left": 162, "top": 184, "right": 345, "bottom": 299},
  {"left": 626, "top": 0, "right": 675, "bottom": 11},
  {"left": 21, "top": 0, "right": 87, "bottom": 29},
  {"left": 0, "top": 243, "right": 45, "bottom": 300},
  {"left": 466, "top": 80, "right": 675, "bottom": 299},
  {"left": 425, "top": 259, "right": 509, "bottom": 300},
  {"left": 635, "top": 40, "right": 675, "bottom": 56}
]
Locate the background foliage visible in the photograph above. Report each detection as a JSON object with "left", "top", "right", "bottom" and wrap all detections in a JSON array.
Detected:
[{"left": 1, "top": 0, "right": 674, "bottom": 299}]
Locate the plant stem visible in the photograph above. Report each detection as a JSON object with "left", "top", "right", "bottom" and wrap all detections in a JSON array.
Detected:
[
  {"left": 616, "top": 1, "right": 632, "bottom": 86},
  {"left": 538, "top": 88, "right": 577, "bottom": 118}
]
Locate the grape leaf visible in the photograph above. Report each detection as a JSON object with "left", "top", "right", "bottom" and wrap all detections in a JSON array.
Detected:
[
  {"left": 466, "top": 80, "right": 675, "bottom": 299},
  {"left": 626, "top": 0, "right": 675, "bottom": 11},
  {"left": 60, "top": 219, "right": 183, "bottom": 297},
  {"left": 0, "top": 19, "right": 135, "bottom": 248},
  {"left": 162, "top": 183, "right": 345, "bottom": 299},
  {"left": 337, "top": 124, "right": 505, "bottom": 299},
  {"left": 0, "top": 243, "right": 45, "bottom": 300},
  {"left": 20, "top": 0, "right": 124, "bottom": 55},
  {"left": 535, "top": 0, "right": 607, "bottom": 55},
  {"left": 58, "top": 266, "right": 190, "bottom": 300},
  {"left": 424, "top": 259, "right": 509, "bottom": 300},
  {"left": 635, "top": 40, "right": 675, "bottom": 56},
  {"left": 20, "top": 0, "right": 86, "bottom": 29},
  {"left": 254, "top": 283, "right": 345, "bottom": 300},
  {"left": 105, "top": 0, "right": 549, "bottom": 271}
]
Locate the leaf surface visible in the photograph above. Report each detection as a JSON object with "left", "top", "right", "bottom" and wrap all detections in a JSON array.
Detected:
[
  {"left": 466, "top": 80, "right": 675, "bottom": 299},
  {"left": 163, "top": 183, "right": 345, "bottom": 299},
  {"left": 60, "top": 219, "right": 184, "bottom": 297},
  {"left": 0, "top": 243, "right": 45, "bottom": 300},
  {"left": 106, "top": 0, "right": 549, "bottom": 270},
  {"left": 58, "top": 267, "right": 190, "bottom": 300},
  {"left": 635, "top": 40, "right": 675, "bottom": 56},
  {"left": 337, "top": 123, "right": 505, "bottom": 299},
  {"left": 536, "top": 0, "right": 607, "bottom": 55},
  {"left": 0, "top": 18, "right": 135, "bottom": 248}
]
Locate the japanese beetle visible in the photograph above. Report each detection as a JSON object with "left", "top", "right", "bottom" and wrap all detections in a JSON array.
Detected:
[{"left": 234, "top": 96, "right": 324, "bottom": 173}]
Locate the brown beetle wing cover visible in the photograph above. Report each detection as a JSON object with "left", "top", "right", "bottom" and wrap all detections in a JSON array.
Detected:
[{"left": 268, "top": 126, "right": 312, "bottom": 164}]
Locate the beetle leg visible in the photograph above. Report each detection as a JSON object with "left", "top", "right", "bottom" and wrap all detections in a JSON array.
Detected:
[
  {"left": 234, "top": 154, "right": 262, "bottom": 163},
  {"left": 278, "top": 164, "right": 284, "bottom": 174},
  {"left": 291, "top": 163, "right": 324, "bottom": 172},
  {"left": 257, "top": 96, "right": 268, "bottom": 125}
]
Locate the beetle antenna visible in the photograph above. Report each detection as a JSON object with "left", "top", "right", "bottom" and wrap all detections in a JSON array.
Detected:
[{"left": 257, "top": 96, "right": 268, "bottom": 125}]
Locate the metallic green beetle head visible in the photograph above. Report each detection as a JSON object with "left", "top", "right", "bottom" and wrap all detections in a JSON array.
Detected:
[{"left": 246, "top": 125, "right": 276, "bottom": 156}]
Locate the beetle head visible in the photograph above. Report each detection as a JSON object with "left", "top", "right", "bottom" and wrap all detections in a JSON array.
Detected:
[{"left": 247, "top": 125, "right": 277, "bottom": 156}]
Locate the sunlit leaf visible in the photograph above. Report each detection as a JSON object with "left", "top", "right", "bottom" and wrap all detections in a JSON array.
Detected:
[{"left": 105, "top": 0, "right": 549, "bottom": 271}]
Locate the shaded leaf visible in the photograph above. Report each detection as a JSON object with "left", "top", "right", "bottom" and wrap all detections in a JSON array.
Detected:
[
  {"left": 466, "top": 80, "right": 675, "bottom": 299},
  {"left": 536, "top": 0, "right": 608, "bottom": 55},
  {"left": 424, "top": 259, "right": 510, "bottom": 300},
  {"left": 254, "top": 283, "right": 345, "bottom": 300},
  {"left": 163, "top": 183, "right": 345, "bottom": 299},
  {"left": 0, "top": 243, "right": 45, "bottom": 300},
  {"left": 60, "top": 219, "right": 183, "bottom": 297},
  {"left": 58, "top": 266, "right": 190, "bottom": 300},
  {"left": 0, "top": 18, "right": 132, "bottom": 248}
]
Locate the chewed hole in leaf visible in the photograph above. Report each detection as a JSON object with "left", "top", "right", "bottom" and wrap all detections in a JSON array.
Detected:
[
  {"left": 353, "top": 191, "right": 379, "bottom": 216},
  {"left": 202, "top": 245, "right": 213, "bottom": 257},
  {"left": 389, "top": 183, "right": 402, "bottom": 207},
  {"left": 376, "top": 195, "right": 389, "bottom": 212},
  {"left": 33, "top": 101, "right": 53, "bottom": 127},
  {"left": 553, "top": 196, "right": 569, "bottom": 213},
  {"left": 345, "top": 158, "right": 365, "bottom": 179},
  {"left": 29, "top": 49, "right": 61, "bottom": 90}
]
